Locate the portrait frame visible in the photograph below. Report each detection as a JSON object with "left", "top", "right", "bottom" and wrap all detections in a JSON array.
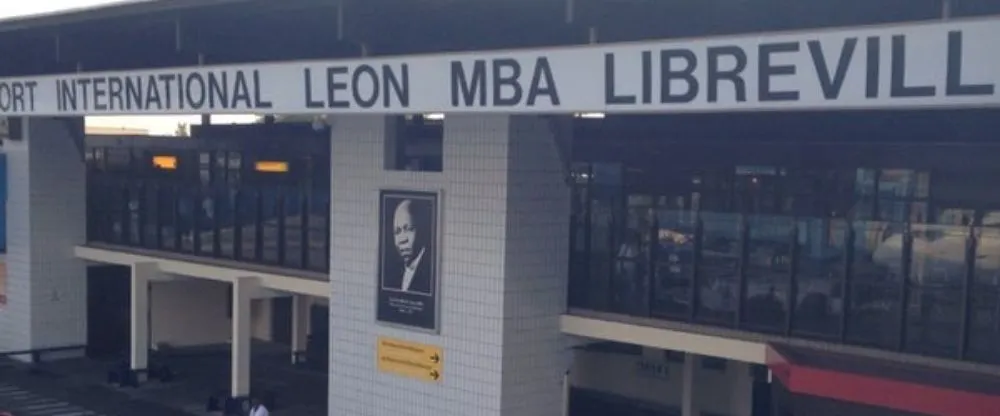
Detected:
[{"left": 375, "top": 189, "right": 443, "bottom": 333}]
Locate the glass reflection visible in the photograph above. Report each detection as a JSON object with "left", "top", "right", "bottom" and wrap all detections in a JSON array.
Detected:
[
  {"left": 792, "top": 218, "right": 846, "bottom": 337},
  {"left": 845, "top": 220, "right": 903, "bottom": 349},
  {"left": 86, "top": 144, "right": 331, "bottom": 274},
  {"left": 696, "top": 212, "right": 742, "bottom": 325},
  {"left": 742, "top": 214, "right": 793, "bottom": 330},
  {"left": 567, "top": 155, "right": 1000, "bottom": 366},
  {"left": 651, "top": 207, "right": 697, "bottom": 318},
  {"left": 968, "top": 227, "right": 1000, "bottom": 364}
]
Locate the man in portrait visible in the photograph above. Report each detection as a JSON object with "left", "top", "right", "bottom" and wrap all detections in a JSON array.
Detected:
[{"left": 383, "top": 197, "right": 434, "bottom": 295}]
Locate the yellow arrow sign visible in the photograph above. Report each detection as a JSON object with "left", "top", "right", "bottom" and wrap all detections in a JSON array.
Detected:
[{"left": 376, "top": 337, "right": 444, "bottom": 383}]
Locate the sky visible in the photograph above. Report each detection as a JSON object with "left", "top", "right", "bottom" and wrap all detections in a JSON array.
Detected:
[{"left": 2, "top": 0, "right": 259, "bottom": 135}]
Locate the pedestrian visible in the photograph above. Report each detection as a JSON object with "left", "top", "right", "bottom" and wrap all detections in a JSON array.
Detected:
[{"left": 249, "top": 396, "right": 269, "bottom": 416}]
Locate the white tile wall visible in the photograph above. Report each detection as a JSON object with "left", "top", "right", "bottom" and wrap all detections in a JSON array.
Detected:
[
  {"left": 0, "top": 118, "right": 87, "bottom": 356},
  {"left": 328, "top": 115, "right": 571, "bottom": 416}
]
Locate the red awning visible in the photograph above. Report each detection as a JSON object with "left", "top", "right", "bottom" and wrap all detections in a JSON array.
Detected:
[{"left": 767, "top": 344, "right": 1000, "bottom": 416}]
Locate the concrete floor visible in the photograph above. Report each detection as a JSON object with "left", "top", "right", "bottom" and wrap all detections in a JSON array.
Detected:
[{"left": 0, "top": 342, "right": 327, "bottom": 416}]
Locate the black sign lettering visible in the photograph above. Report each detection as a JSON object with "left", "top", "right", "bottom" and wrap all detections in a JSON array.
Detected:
[
  {"left": 353, "top": 64, "right": 380, "bottom": 108},
  {"left": 383, "top": 64, "right": 410, "bottom": 108},
  {"left": 232, "top": 71, "right": 252, "bottom": 109},
  {"left": 450, "top": 57, "right": 557, "bottom": 107},
  {"left": 157, "top": 74, "right": 175, "bottom": 108},
  {"left": 186, "top": 72, "right": 207, "bottom": 110},
  {"left": 946, "top": 31, "right": 994, "bottom": 96},
  {"left": 661, "top": 49, "right": 699, "bottom": 104},
  {"left": 93, "top": 78, "right": 108, "bottom": 110},
  {"left": 305, "top": 64, "right": 406, "bottom": 109},
  {"left": 604, "top": 53, "right": 636, "bottom": 105},
  {"left": 107, "top": 77, "right": 123, "bottom": 110},
  {"left": 54, "top": 69, "right": 272, "bottom": 113},
  {"left": 304, "top": 68, "right": 324, "bottom": 109},
  {"left": 326, "top": 67, "right": 350, "bottom": 108},
  {"left": 145, "top": 76, "right": 164, "bottom": 110},
  {"left": 866, "top": 37, "right": 881, "bottom": 99},
  {"left": 451, "top": 60, "right": 487, "bottom": 107},
  {"left": 492, "top": 58, "right": 522, "bottom": 106},
  {"left": 707, "top": 46, "right": 748, "bottom": 103},
  {"left": 0, "top": 81, "right": 38, "bottom": 113},
  {"left": 808, "top": 38, "right": 857, "bottom": 100},
  {"left": 641, "top": 51, "right": 653, "bottom": 104},
  {"left": 891, "top": 35, "right": 936, "bottom": 98},
  {"left": 527, "top": 57, "right": 559, "bottom": 106},
  {"left": 252, "top": 71, "right": 272, "bottom": 109},
  {"left": 207, "top": 72, "right": 228, "bottom": 109},
  {"left": 759, "top": 42, "right": 800, "bottom": 102}
]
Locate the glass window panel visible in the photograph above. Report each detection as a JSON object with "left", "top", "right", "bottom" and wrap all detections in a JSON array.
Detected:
[
  {"left": 696, "top": 212, "right": 742, "bottom": 325},
  {"left": 612, "top": 206, "right": 653, "bottom": 315},
  {"left": 261, "top": 188, "right": 281, "bottom": 264},
  {"left": 793, "top": 218, "right": 847, "bottom": 338},
  {"left": 159, "top": 186, "right": 179, "bottom": 249},
  {"left": 307, "top": 192, "right": 330, "bottom": 272},
  {"left": 217, "top": 187, "right": 236, "bottom": 260},
  {"left": 142, "top": 185, "right": 159, "bottom": 248},
  {"left": 177, "top": 189, "right": 197, "bottom": 253},
  {"left": 284, "top": 189, "right": 305, "bottom": 269},
  {"left": 742, "top": 214, "right": 793, "bottom": 331},
  {"left": 846, "top": 220, "right": 904, "bottom": 349},
  {"left": 968, "top": 227, "right": 1000, "bottom": 364},
  {"left": 966, "top": 284, "right": 1000, "bottom": 365},
  {"left": 904, "top": 285, "right": 963, "bottom": 358},
  {"left": 238, "top": 189, "right": 258, "bottom": 261},
  {"left": 651, "top": 207, "right": 697, "bottom": 318},
  {"left": 854, "top": 168, "right": 878, "bottom": 196},
  {"left": 905, "top": 221, "right": 967, "bottom": 358}
]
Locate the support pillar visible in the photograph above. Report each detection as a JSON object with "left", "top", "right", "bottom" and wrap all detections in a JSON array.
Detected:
[
  {"left": 231, "top": 276, "right": 257, "bottom": 400},
  {"left": 291, "top": 295, "right": 310, "bottom": 364},
  {"left": 327, "top": 114, "right": 571, "bottom": 416},
  {"left": 682, "top": 353, "right": 699, "bottom": 416},
  {"left": 129, "top": 262, "right": 154, "bottom": 380},
  {"left": 0, "top": 117, "right": 87, "bottom": 361}
]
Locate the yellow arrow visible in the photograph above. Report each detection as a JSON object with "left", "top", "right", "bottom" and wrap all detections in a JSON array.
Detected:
[
  {"left": 430, "top": 353, "right": 440, "bottom": 364},
  {"left": 430, "top": 370, "right": 440, "bottom": 380}
]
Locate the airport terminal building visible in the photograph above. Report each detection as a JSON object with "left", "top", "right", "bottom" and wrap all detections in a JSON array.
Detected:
[{"left": 0, "top": 1, "right": 999, "bottom": 415}]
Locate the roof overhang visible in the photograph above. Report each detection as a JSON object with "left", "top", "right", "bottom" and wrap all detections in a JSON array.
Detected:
[{"left": 767, "top": 343, "right": 1000, "bottom": 416}]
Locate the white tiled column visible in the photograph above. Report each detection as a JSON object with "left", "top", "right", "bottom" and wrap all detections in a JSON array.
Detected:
[
  {"left": 291, "top": 294, "right": 310, "bottom": 363},
  {"left": 0, "top": 117, "right": 87, "bottom": 359},
  {"left": 327, "top": 114, "right": 571, "bottom": 416},
  {"left": 231, "top": 276, "right": 257, "bottom": 398},
  {"left": 130, "top": 262, "right": 155, "bottom": 373}
]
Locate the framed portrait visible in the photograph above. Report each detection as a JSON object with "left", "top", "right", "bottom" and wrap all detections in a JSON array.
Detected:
[{"left": 376, "top": 189, "right": 440, "bottom": 331}]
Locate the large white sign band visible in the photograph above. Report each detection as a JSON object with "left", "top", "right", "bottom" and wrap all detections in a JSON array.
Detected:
[{"left": 0, "top": 17, "right": 998, "bottom": 116}]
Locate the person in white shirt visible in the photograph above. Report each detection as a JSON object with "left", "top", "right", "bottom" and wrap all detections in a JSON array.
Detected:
[{"left": 249, "top": 397, "right": 269, "bottom": 416}]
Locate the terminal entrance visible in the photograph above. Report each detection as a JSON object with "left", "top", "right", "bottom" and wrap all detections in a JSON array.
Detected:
[{"left": 86, "top": 265, "right": 131, "bottom": 359}]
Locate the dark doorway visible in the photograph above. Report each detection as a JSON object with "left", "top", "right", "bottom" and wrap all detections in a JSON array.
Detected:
[
  {"left": 568, "top": 388, "right": 680, "bottom": 416},
  {"left": 306, "top": 304, "right": 328, "bottom": 371},
  {"left": 86, "top": 265, "right": 131, "bottom": 359},
  {"left": 270, "top": 296, "right": 293, "bottom": 346}
]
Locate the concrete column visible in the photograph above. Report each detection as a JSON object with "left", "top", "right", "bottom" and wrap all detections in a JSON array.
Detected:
[
  {"left": 291, "top": 294, "right": 310, "bottom": 363},
  {"left": 730, "top": 361, "right": 756, "bottom": 416},
  {"left": 682, "top": 353, "right": 698, "bottom": 416},
  {"left": 327, "top": 114, "right": 571, "bottom": 416},
  {"left": 231, "top": 276, "right": 257, "bottom": 398},
  {"left": 0, "top": 117, "right": 87, "bottom": 360},
  {"left": 130, "top": 262, "right": 155, "bottom": 372}
]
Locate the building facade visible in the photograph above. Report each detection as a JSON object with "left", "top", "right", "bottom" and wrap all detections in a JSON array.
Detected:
[{"left": 0, "top": 1, "right": 999, "bottom": 415}]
